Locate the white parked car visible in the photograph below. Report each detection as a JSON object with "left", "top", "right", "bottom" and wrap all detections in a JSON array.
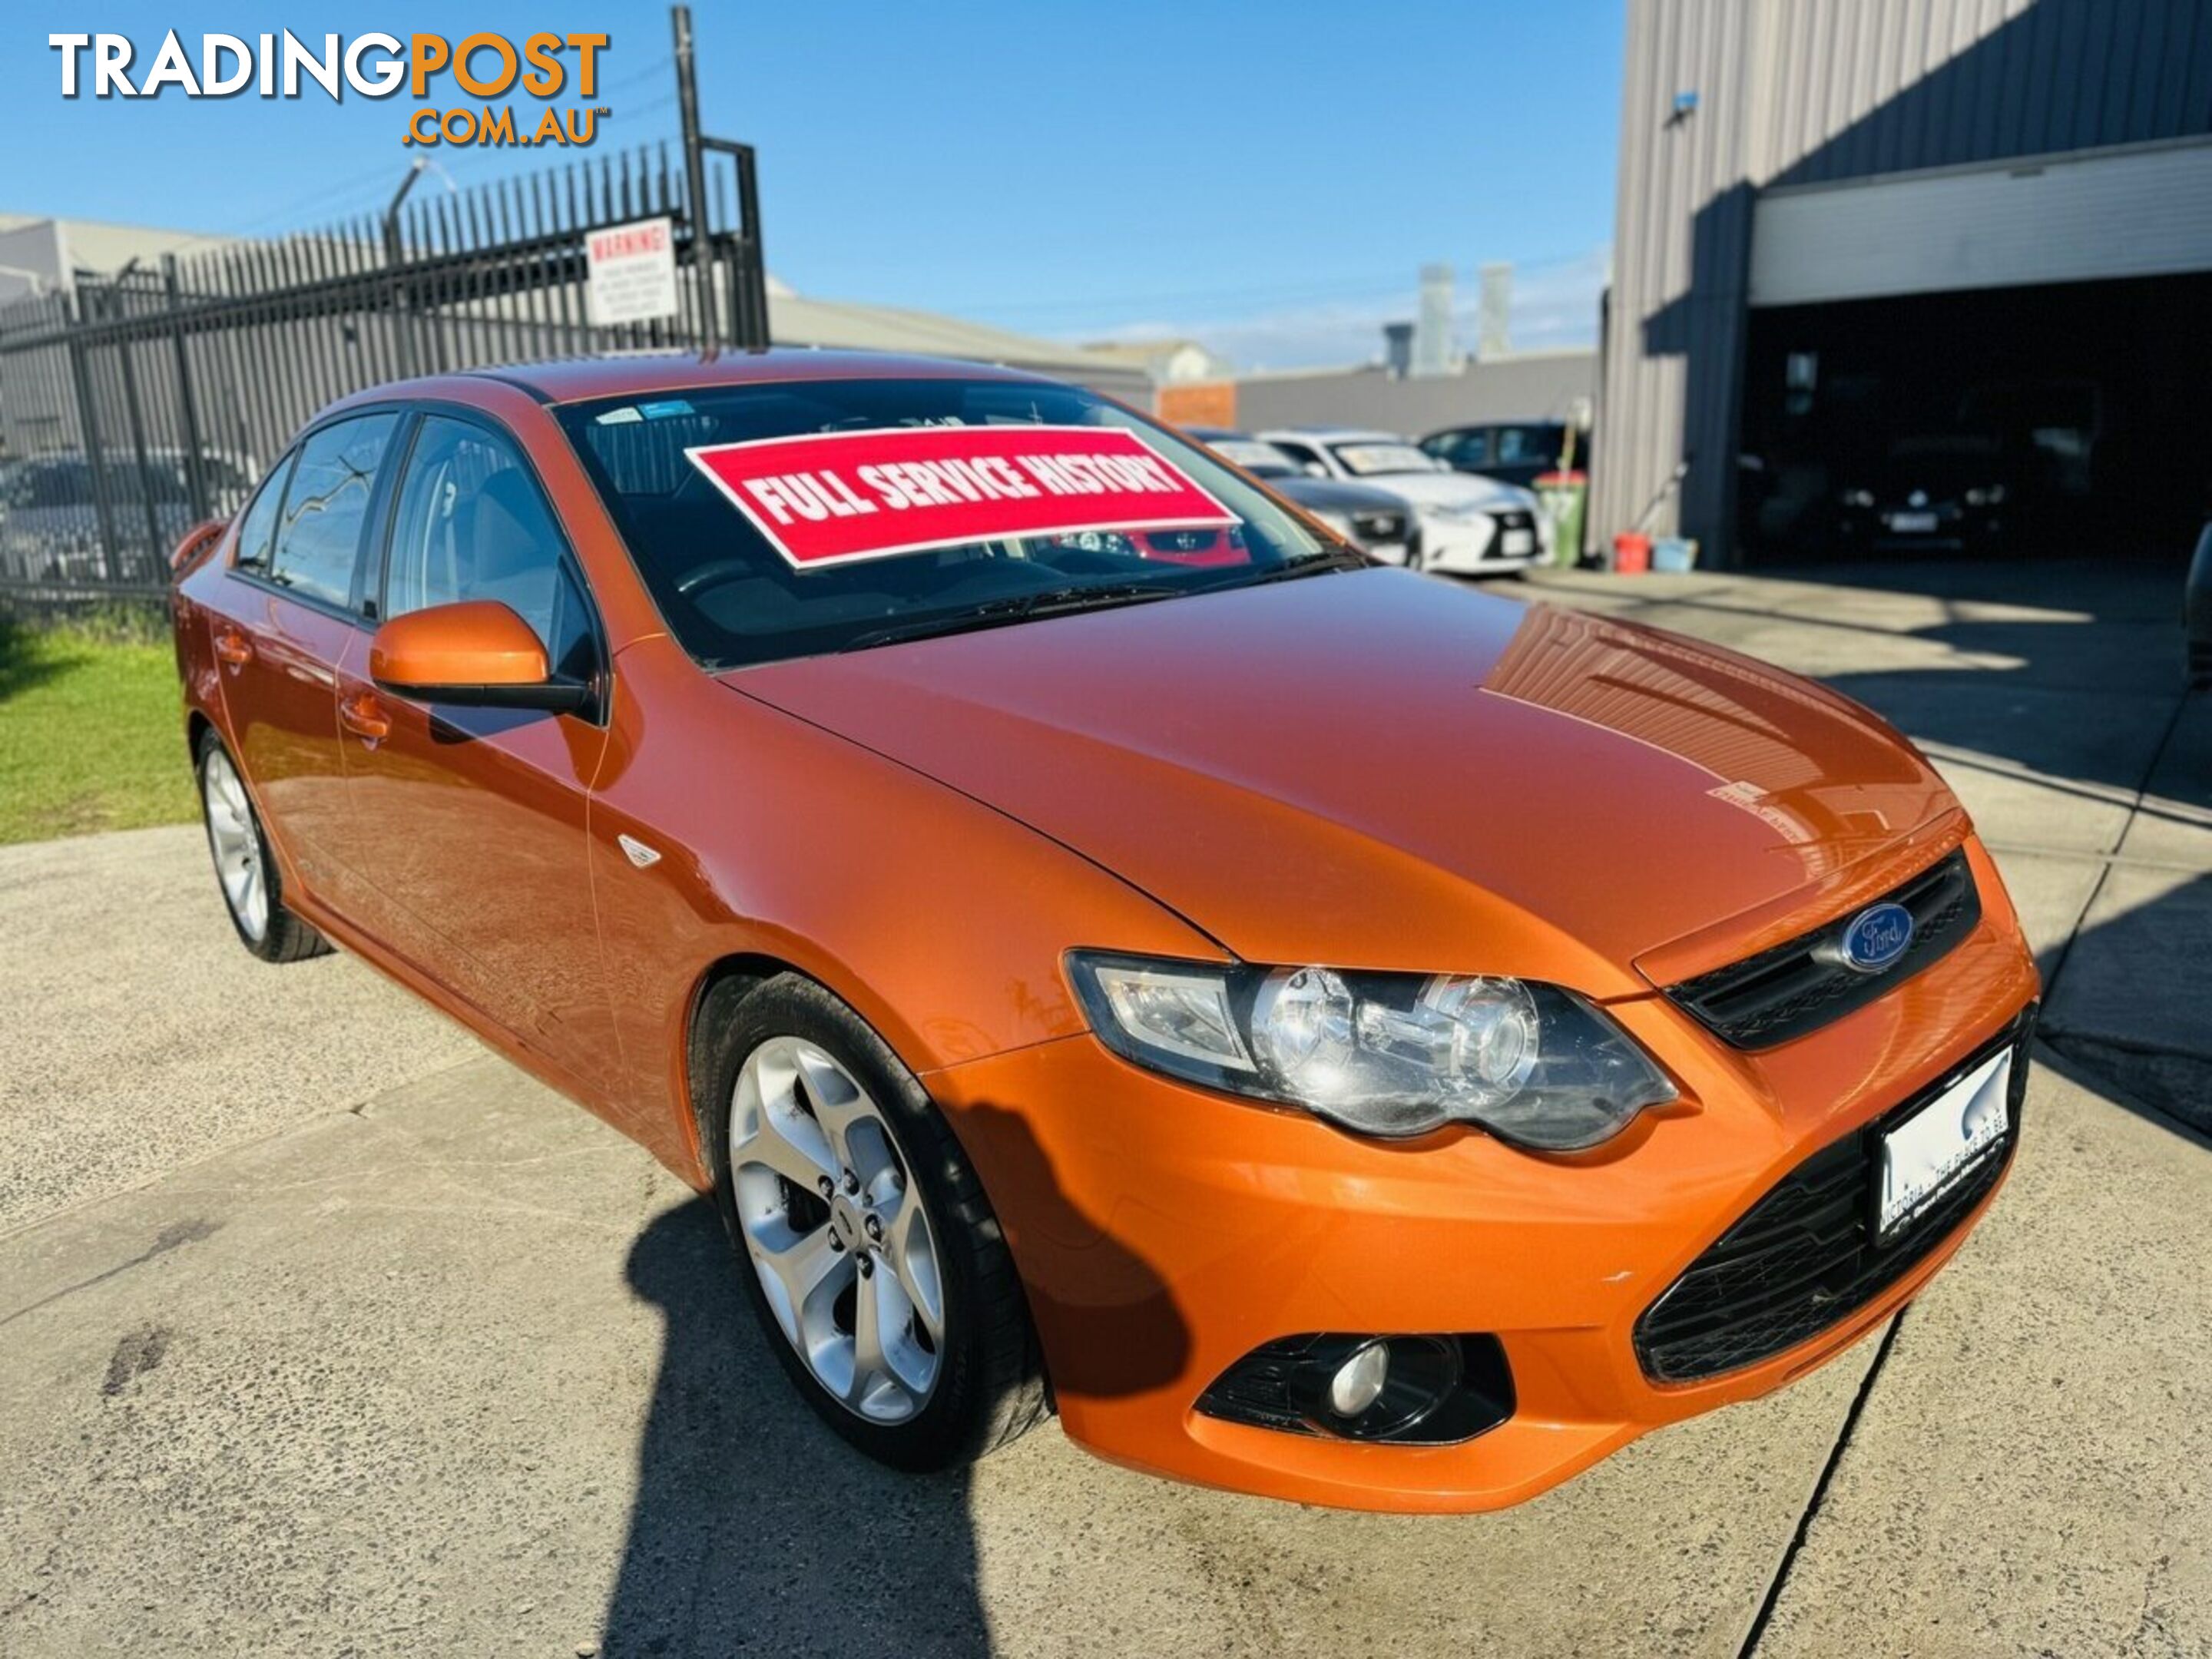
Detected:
[{"left": 1256, "top": 426, "right": 1550, "bottom": 575}]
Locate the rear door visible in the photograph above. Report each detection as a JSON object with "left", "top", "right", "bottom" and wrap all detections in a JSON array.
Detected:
[
  {"left": 334, "top": 409, "right": 618, "bottom": 1084},
  {"left": 204, "top": 412, "right": 400, "bottom": 900}
]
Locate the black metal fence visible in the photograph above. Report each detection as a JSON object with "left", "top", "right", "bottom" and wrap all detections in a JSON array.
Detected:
[{"left": 0, "top": 137, "right": 767, "bottom": 601}]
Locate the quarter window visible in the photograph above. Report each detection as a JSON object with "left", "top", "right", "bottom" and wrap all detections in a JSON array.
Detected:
[
  {"left": 230, "top": 451, "right": 296, "bottom": 573},
  {"left": 384, "top": 416, "right": 598, "bottom": 684},
  {"left": 267, "top": 414, "right": 397, "bottom": 608}
]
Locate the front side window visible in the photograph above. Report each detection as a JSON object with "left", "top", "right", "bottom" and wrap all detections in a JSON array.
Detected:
[
  {"left": 557, "top": 379, "right": 1359, "bottom": 671},
  {"left": 385, "top": 415, "right": 598, "bottom": 683},
  {"left": 1442, "top": 430, "right": 1492, "bottom": 466},
  {"left": 231, "top": 450, "right": 297, "bottom": 573},
  {"left": 267, "top": 413, "right": 397, "bottom": 608}
]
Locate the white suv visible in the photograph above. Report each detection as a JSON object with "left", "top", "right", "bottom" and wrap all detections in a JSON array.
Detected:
[{"left": 1256, "top": 427, "right": 1550, "bottom": 575}]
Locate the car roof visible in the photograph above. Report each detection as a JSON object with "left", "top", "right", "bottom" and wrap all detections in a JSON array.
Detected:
[{"left": 413, "top": 348, "right": 1056, "bottom": 407}]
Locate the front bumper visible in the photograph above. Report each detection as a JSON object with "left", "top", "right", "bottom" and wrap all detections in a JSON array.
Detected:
[
  {"left": 1419, "top": 509, "right": 1545, "bottom": 573},
  {"left": 926, "top": 839, "right": 2039, "bottom": 1512}
]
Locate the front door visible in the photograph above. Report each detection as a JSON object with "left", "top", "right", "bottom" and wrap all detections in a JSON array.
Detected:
[{"left": 334, "top": 411, "right": 619, "bottom": 1087}]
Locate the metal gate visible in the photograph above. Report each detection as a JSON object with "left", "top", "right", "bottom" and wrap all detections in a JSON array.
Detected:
[{"left": 0, "top": 136, "right": 766, "bottom": 601}]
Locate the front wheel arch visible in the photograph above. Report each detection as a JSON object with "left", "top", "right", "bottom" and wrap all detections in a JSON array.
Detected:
[{"left": 684, "top": 952, "right": 796, "bottom": 1166}]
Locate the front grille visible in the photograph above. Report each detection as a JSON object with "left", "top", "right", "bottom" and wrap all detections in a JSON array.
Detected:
[
  {"left": 1633, "top": 1013, "right": 2032, "bottom": 1384},
  {"left": 1477, "top": 509, "right": 1537, "bottom": 561},
  {"left": 1665, "top": 848, "right": 1980, "bottom": 1048}
]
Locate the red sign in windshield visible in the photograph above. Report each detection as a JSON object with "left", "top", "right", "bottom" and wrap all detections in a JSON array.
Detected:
[{"left": 684, "top": 425, "right": 1239, "bottom": 569}]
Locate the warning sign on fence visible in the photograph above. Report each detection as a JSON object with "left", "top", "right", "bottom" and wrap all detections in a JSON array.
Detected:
[{"left": 586, "top": 217, "right": 680, "bottom": 326}]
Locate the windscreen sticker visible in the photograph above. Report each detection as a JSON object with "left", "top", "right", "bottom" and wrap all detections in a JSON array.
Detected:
[{"left": 683, "top": 425, "right": 1240, "bottom": 570}]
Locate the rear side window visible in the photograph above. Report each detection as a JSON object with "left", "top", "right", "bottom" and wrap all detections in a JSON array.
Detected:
[
  {"left": 231, "top": 452, "right": 296, "bottom": 573},
  {"left": 267, "top": 413, "right": 397, "bottom": 608}
]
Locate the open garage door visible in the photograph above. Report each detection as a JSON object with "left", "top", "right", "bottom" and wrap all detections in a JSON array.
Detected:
[{"left": 1738, "top": 142, "right": 2212, "bottom": 568}]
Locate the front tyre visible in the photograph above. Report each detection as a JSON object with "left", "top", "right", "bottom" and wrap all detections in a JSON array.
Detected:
[
  {"left": 704, "top": 975, "right": 1045, "bottom": 1471},
  {"left": 195, "top": 731, "right": 330, "bottom": 964}
]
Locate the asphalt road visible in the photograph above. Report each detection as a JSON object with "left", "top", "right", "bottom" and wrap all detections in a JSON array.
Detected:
[{"left": 2, "top": 559, "right": 2206, "bottom": 1657}]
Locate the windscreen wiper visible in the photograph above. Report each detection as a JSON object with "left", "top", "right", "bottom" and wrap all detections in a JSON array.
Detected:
[
  {"left": 1204, "top": 548, "right": 1371, "bottom": 588},
  {"left": 839, "top": 581, "right": 1184, "bottom": 653}
]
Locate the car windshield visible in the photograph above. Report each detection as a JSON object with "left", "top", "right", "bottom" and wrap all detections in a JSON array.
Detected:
[
  {"left": 1329, "top": 442, "right": 1441, "bottom": 477},
  {"left": 1207, "top": 438, "right": 1298, "bottom": 477},
  {"left": 557, "top": 378, "right": 1356, "bottom": 669}
]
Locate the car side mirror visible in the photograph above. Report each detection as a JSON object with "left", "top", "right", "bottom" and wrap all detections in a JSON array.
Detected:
[{"left": 369, "top": 600, "right": 588, "bottom": 714}]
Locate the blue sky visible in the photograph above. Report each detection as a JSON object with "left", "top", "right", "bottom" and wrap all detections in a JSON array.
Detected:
[{"left": 7, "top": 2, "right": 1622, "bottom": 369}]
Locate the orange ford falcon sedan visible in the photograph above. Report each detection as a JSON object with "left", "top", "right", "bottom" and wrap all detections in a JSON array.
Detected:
[{"left": 170, "top": 352, "right": 2038, "bottom": 1512}]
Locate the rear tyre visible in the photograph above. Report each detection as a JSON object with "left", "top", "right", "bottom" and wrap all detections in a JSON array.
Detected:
[
  {"left": 195, "top": 731, "right": 330, "bottom": 964},
  {"left": 703, "top": 974, "right": 1045, "bottom": 1472}
]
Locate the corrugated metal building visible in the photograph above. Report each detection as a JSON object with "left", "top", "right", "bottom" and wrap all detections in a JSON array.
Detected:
[{"left": 1598, "top": 0, "right": 2212, "bottom": 566}]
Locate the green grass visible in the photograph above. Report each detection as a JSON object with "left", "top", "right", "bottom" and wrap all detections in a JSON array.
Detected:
[{"left": 0, "top": 616, "right": 197, "bottom": 846}]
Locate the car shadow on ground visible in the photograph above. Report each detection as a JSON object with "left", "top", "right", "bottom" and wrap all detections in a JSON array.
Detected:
[
  {"left": 607, "top": 1105, "right": 1190, "bottom": 1658},
  {"left": 2032, "top": 862, "right": 2212, "bottom": 1140},
  {"left": 606, "top": 1197, "right": 993, "bottom": 1659}
]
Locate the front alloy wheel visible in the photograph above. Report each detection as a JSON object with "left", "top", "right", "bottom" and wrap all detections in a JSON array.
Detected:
[
  {"left": 731, "top": 1036, "right": 945, "bottom": 1423},
  {"left": 703, "top": 974, "right": 1044, "bottom": 1470}
]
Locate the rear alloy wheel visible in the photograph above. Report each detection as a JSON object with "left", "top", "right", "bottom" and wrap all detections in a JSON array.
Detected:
[
  {"left": 705, "top": 974, "right": 1045, "bottom": 1470},
  {"left": 196, "top": 733, "right": 330, "bottom": 964}
]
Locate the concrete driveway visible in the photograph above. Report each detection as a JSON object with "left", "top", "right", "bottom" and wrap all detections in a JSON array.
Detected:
[{"left": 2, "top": 560, "right": 2207, "bottom": 1657}]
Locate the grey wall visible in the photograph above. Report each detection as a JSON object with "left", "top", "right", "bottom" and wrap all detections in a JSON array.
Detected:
[
  {"left": 1598, "top": 0, "right": 2212, "bottom": 563},
  {"left": 1234, "top": 350, "right": 1597, "bottom": 437}
]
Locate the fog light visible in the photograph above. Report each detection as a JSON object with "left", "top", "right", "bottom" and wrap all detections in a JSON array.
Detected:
[
  {"left": 1196, "top": 1332, "right": 1516, "bottom": 1445},
  {"left": 1327, "top": 1340, "right": 1390, "bottom": 1417}
]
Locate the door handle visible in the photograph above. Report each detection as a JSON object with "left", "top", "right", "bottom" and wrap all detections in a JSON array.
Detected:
[
  {"left": 213, "top": 628, "right": 253, "bottom": 667},
  {"left": 339, "top": 691, "right": 391, "bottom": 743}
]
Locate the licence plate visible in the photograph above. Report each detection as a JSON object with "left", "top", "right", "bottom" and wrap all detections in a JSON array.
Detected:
[
  {"left": 1502, "top": 528, "right": 1535, "bottom": 555},
  {"left": 1876, "top": 1049, "right": 2011, "bottom": 1239},
  {"left": 1886, "top": 511, "right": 1939, "bottom": 534}
]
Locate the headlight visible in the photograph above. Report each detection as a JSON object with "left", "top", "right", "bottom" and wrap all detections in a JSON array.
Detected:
[
  {"left": 1065, "top": 952, "right": 1677, "bottom": 1150},
  {"left": 1964, "top": 485, "right": 2006, "bottom": 506},
  {"left": 1841, "top": 488, "right": 1876, "bottom": 508}
]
